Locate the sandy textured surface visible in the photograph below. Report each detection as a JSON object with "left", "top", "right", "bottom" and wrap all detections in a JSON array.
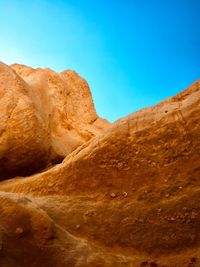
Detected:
[
  {"left": 0, "top": 62, "right": 199, "bottom": 266},
  {"left": 0, "top": 62, "right": 109, "bottom": 180}
]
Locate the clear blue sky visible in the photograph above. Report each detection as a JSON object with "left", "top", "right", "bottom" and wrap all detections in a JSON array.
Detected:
[{"left": 0, "top": 0, "right": 199, "bottom": 122}]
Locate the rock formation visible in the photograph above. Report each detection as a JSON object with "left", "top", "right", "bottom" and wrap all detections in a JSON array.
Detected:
[
  {"left": 0, "top": 62, "right": 109, "bottom": 180},
  {"left": 0, "top": 61, "right": 200, "bottom": 267}
]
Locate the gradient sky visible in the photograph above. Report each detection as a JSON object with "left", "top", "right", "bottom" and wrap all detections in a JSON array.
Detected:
[{"left": 0, "top": 0, "right": 199, "bottom": 121}]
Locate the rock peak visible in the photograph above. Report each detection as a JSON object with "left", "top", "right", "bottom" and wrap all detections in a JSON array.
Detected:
[{"left": 0, "top": 62, "right": 110, "bottom": 179}]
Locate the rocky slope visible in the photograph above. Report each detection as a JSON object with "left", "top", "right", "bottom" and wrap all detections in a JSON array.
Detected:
[
  {"left": 0, "top": 62, "right": 109, "bottom": 180},
  {"left": 0, "top": 63, "right": 199, "bottom": 267}
]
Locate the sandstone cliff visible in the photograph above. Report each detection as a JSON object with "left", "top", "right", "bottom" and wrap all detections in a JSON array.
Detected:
[
  {"left": 0, "top": 62, "right": 199, "bottom": 267},
  {"left": 0, "top": 62, "right": 109, "bottom": 180}
]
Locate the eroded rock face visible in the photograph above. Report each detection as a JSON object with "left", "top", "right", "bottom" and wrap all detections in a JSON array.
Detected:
[
  {"left": 0, "top": 64, "right": 200, "bottom": 267},
  {"left": 4, "top": 80, "right": 200, "bottom": 197},
  {"left": 0, "top": 62, "right": 109, "bottom": 180},
  {"left": 0, "top": 192, "right": 139, "bottom": 267}
]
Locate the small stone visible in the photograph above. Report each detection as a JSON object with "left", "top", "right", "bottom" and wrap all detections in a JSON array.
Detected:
[
  {"left": 110, "top": 192, "right": 116, "bottom": 198},
  {"left": 191, "top": 211, "right": 198, "bottom": 219},
  {"left": 117, "top": 162, "right": 123, "bottom": 168},
  {"left": 165, "top": 193, "right": 169, "bottom": 198},
  {"left": 76, "top": 224, "right": 80, "bottom": 229},
  {"left": 122, "top": 191, "right": 128, "bottom": 197},
  {"left": 15, "top": 227, "right": 24, "bottom": 236},
  {"left": 85, "top": 210, "right": 94, "bottom": 217}
]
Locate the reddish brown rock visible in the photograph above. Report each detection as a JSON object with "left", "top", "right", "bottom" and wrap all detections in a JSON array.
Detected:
[
  {"left": 4, "top": 80, "right": 200, "bottom": 197},
  {"left": 0, "top": 63, "right": 200, "bottom": 267},
  {"left": 0, "top": 192, "right": 130, "bottom": 267}
]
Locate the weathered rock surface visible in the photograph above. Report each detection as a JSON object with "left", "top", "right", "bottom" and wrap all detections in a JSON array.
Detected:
[
  {"left": 0, "top": 63, "right": 200, "bottom": 267},
  {"left": 0, "top": 62, "right": 109, "bottom": 180},
  {"left": 0, "top": 192, "right": 133, "bottom": 267}
]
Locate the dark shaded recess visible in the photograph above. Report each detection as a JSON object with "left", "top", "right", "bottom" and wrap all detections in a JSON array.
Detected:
[
  {"left": 51, "top": 154, "right": 65, "bottom": 165},
  {"left": 0, "top": 155, "right": 64, "bottom": 181},
  {"left": 0, "top": 235, "right": 57, "bottom": 267}
]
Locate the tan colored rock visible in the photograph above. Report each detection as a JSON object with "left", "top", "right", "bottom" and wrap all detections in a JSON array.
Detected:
[
  {"left": 0, "top": 62, "right": 110, "bottom": 180},
  {"left": 0, "top": 65, "right": 200, "bottom": 266},
  {"left": 0, "top": 192, "right": 141, "bottom": 267},
  {"left": 4, "top": 80, "right": 200, "bottom": 197}
]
